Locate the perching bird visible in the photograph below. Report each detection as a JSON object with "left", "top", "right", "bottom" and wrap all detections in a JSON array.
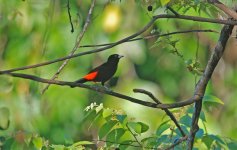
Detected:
[{"left": 74, "top": 54, "right": 123, "bottom": 86}]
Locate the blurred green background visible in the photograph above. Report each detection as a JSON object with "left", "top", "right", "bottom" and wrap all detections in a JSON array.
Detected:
[{"left": 0, "top": 0, "right": 237, "bottom": 148}]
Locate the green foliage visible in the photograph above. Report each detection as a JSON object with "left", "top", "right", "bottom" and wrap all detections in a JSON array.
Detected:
[
  {"left": 203, "top": 94, "right": 224, "bottom": 105},
  {"left": 0, "top": 0, "right": 237, "bottom": 149}
]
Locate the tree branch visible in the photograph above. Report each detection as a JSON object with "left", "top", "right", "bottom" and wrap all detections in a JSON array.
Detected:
[
  {"left": 166, "top": 5, "right": 179, "bottom": 16},
  {"left": 187, "top": 24, "right": 234, "bottom": 149},
  {"left": 208, "top": 0, "right": 237, "bottom": 19},
  {"left": 133, "top": 89, "right": 186, "bottom": 137},
  {"left": 3, "top": 72, "right": 200, "bottom": 109},
  {"left": 41, "top": 0, "right": 96, "bottom": 94},
  {"left": 67, "top": 0, "right": 74, "bottom": 33},
  {"left": 79, "top": 29, "right": 218, "bottom": 48},
  {"left": 1, "top": 14, "right": 237, "bottom": 74}
]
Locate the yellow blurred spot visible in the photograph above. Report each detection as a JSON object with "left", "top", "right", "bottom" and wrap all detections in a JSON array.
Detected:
[{"left": 103, "top": 5, "right": 121, "bottom": 33}]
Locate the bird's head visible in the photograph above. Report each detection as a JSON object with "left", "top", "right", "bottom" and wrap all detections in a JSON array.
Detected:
[{"left": 107, "top": 54, "right": 124, "bottom": 62}]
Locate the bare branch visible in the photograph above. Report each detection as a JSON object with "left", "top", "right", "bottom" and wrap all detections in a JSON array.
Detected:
[
  {"left": 187, "top": 24, "right": 234, "bottom": 149},
  {"left": 1, "top": 14, "right": 237, "bottom": 74},
  {"left": 67, "top": 0, "right": 74, "bottom": 33},
  {"left": 3, "top": 72, "right": 200, "bottom": 109},
  {"left": 79, "top": 29, "right": 218, "bottom": 48},
  {"left": 133, "top": 89, "right": 186, "bottom": 137},
  {"left": 42, "top": 0, "right": 96, "bottom": 94},
  {"left": 152, "top": 14, "right": 237, "bottom": 25},
  {"left": 133, "top": 89, "right": 160, "bottom": 104},
  {"left": 208, "top": 0, "right": 237, "bottom": 19}
]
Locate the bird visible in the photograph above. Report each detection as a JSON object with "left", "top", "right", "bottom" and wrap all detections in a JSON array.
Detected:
[{"left": 73, "top": 54, "right": 123, "bottom": 86}]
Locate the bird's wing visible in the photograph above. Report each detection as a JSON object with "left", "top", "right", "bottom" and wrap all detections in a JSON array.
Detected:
[
  {"left": 83, "top": 62, "right": 107, "bottom": 80},
  {"left": 83, "top": 71, "right": 98, "bottom": 80}
]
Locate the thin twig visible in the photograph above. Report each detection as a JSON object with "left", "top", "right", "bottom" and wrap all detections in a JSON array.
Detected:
[
  {"left": 126, "top": 123, "right": 143, "bottom": 147},
  {"left": 164, "top": 135, "right": 188, "bottom": 150},
  {"left": 1, "top": 14, "right": 237, "bottom": 74},
  {"left": 79, "top": 29, "right": 218, "bottom": 48},
  {"left": 3, "top": 72, "right": 200, "bottom": 109},
  {"left": 67, "top": 0, "right": 74, "bottom": 33},
  {"left": 41, "top": 0, "right": 96, "bottom": 94},
  {"left": 133, "top": 89, "right": 186, "bottom": 137},
  {"left": 166, "top": 6, "right": 179, "bottom": 16}
]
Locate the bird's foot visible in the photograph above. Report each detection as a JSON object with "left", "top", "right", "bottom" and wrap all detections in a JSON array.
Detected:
[
  {"left": 103, "top": 85, "right": 112, "bottom": 92},
  {"left": 91, "top": 84, "right": 112, "bottom": 92}
]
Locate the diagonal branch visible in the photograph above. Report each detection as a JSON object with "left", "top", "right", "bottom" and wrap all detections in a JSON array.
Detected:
[
  {"left": 133, "top": 89, "right": 186, "bottom": 137},
  {"left": 165, "top": 135, "right": 188, "bottom": 150},
  {"left": 3, "top": 72, "right": 200, "bottom": 109},
  {"left": 208, "top": 0, "right": 237, "bottom": 19},
  {"left": 187, "top": 24, "right": 234, "bottom": 149},
  {"left": 41, "top": 0, "right": 96, "bottom": 94},
  {"left": 79, "top": 29, "right": 218, "bottom": 48},
  {"left": 1, "top": 14, "right": 237, "bottom": 74}
]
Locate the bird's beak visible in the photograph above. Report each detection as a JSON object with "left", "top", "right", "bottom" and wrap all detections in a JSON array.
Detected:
[{"left": 118, "top": 55, "right": 124, "bottom": 59}]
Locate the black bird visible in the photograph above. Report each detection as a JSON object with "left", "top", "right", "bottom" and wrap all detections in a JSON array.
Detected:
[{"left": 74, "top": 54, "right": 123, "bottom": 86}]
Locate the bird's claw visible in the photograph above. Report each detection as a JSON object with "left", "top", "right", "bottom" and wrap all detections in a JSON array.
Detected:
[{"left": 103, "top": 85, "right": 112, "bottom": 92}]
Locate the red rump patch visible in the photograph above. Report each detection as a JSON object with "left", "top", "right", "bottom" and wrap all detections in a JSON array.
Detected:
[{"left": 84, "top": 71, "right": 98, "bottom": 80}]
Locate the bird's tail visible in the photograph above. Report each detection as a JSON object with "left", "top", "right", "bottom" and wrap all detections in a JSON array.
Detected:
[
  {"left": 71, "top": 78, "right": 87, "bottom": 88},
  {"left": 74, "top": 78, "right": 87, "bottom": 84}
]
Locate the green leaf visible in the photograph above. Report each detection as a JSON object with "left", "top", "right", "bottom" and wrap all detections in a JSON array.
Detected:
[
  {"left": 156, "top": 120, "right": 170, "bottom": 136},
  {"left": 0, "top": 107, "right": 10, "bottom": 130},
  {"left": 202, "top": 135, "right": 214, "bottom": 149},
  {"left": 1, "top": 137, "right": 14, "bottom": 150},
  {"left": 138, "top": 122, "right": 149, "bottom": 133},
  {"left": 200, "top": 111, "right": 206, "bottom": 122},
  {"left": 209, "top": 134, "right": 225, "bottom": 145},
  {"left": 180, "top": 115, "right": 192, "bottom": 126},
  {"left": 196, "top": 129, "right": 204, "bottom": 139},
  {"left": 141, "top": 136, "right": 157, "bottom": 147},
  {"left": 116, "top": 114, "right": 127, "bottom": 123},
  {"left": 156, "top": 135, "right": 170, "bottom": 146},
  {"left": 227, "top": 141, "right": 237, "bottom": 149},
  {"left": 102, "top": 108, "right": 113, "bottom": 119},
  {"left": 51, "top": 144, "right": 66, "bottom": 150},
  {"left": 202, "top": 134, "right": 226, "bottom": 149},
  {"left": 32, "top": 137, "right": 43, "bottom": 150},
  {"left": 106, "top": 128, "right": 125, "bottom": 144},
  {"left": 174, "top": 125, "right": 189, "bottom": 137},
  {"left": 127, "top": 122, "right": 149, "bottom": 134},
  {"left": 203, "top": 95, "right": 224, "bottom": 105},
  {"left": 160, "top": 0, "right": 171, "bottom": 6},
  {"left": 127, "top": 122, "right": 140, "bottom": 134},
  {"left": 99, "top": 121, "right": 117, "bottom": 139}
]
